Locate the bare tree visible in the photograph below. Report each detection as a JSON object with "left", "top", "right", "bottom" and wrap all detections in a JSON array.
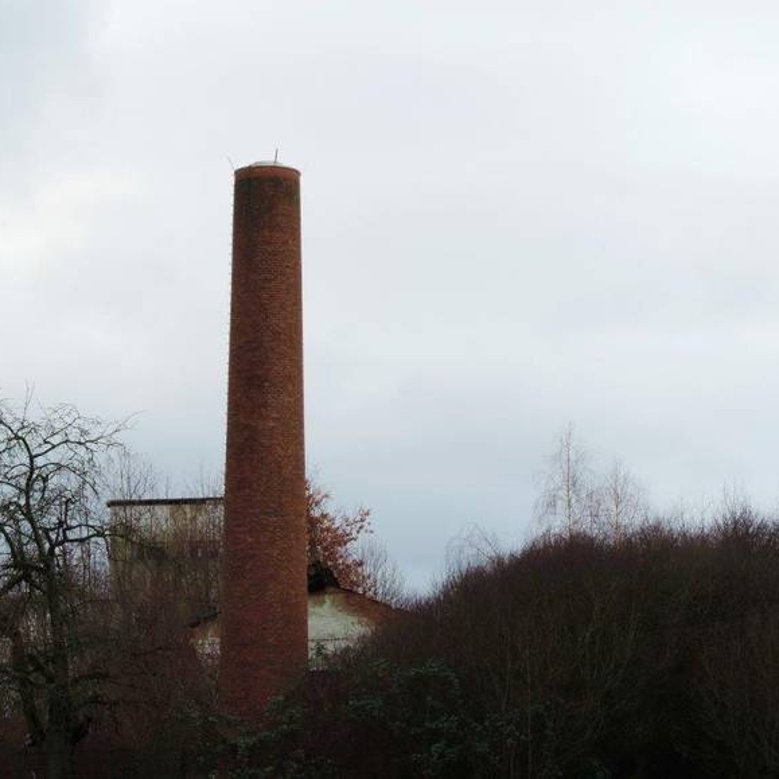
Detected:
[
  {"left": 535, "top": 426, "right": 650, "bottom": 538},
  {"left": 597, "top": 459, "right": 648, "bottom": 538},
  {"left": 534, "top": 424, "right": 595, "bottom": 535},
  {"left": 356, "top": 536, "right": 407, "bottom": 607},
  {"left": 0, "top": 395, "right": 125, "bottom": 779},
  {"left": 444, "top": 524, "right": 506, "bottom": 578}
]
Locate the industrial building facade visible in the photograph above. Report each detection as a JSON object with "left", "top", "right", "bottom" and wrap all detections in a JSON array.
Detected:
[{"left": 107, "top": 498, "right": 394, "bottom": 669}]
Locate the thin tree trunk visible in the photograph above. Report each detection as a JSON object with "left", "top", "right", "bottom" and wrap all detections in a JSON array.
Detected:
[
  {"left": 44, "top": 715, "right": 74, "bottom": 779},
  {"left": 45, "top": 581, "right": 75, "bottom": 779},
  {"left": 9, "top": 625, "right": 44, "bottom": 745}
]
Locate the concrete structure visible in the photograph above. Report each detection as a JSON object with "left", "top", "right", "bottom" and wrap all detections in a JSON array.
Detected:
[
  {"left": 188, "top": 578, "right": 396, "bottom": 671},
  {"left": 107, "top": 499, "right": 396, "bottom": 671},
  {"left": 107, "top": 497, "right": 222, "bottom": 623},
  {"left": 305, "top": 585, "right": 395, "bottom": 666},
  {"left": 220, "top": 162, "right": 308, "bottom": 720}
]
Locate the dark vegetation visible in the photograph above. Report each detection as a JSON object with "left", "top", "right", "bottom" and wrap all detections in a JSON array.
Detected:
[
  {"left": 4, "top": 399, "right": 779, "bottom": 777},
  {"left": 222, "top": 511, "right": 779, "bottom": 778}
]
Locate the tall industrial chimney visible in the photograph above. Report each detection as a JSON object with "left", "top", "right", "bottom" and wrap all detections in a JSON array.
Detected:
[{"left": 219, "top": 162, "right": 308, "bottom": 720}]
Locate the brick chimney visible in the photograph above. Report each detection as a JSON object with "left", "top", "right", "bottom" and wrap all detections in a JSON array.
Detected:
[{"left": 219, "top": 162, "right": 308, "bottom": 720}]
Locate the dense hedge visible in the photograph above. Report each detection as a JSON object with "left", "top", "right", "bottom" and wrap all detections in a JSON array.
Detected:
[{"left": 230, "top": 509, "right": 779, "bottom": 778}]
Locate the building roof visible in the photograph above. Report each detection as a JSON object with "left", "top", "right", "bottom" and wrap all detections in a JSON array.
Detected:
[{"left": 106, "top": 497, "right": 223, "bottom": 508}]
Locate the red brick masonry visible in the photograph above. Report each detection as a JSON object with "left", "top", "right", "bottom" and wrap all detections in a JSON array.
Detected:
[{"left": 219, "top": 163, "right": 308, "bottom": 721}]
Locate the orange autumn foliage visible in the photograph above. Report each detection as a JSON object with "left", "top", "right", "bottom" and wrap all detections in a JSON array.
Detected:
[{"left": 306, "top": 479, "right": 372, "bottom": 592}]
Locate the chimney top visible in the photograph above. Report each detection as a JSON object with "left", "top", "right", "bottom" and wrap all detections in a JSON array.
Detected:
[
  {"left": 249, "top": 160, "right": 296, "bottom": 168},
  {"left": 235, "top": 161, "right": 300, "bottom": 180}
]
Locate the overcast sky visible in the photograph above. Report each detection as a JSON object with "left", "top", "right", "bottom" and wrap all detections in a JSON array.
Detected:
[{"left": 4, "top": 0, "right": 779, "bottom": 589}]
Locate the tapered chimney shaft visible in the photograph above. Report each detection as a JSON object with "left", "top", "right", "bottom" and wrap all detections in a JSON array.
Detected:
[{"left": 219, "top": 162, "right": 308, "bottom": 720}]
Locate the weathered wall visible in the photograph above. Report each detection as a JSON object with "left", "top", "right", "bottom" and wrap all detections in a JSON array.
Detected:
[
  {"left": 307, "top": 588, "right": 395, "bottom": 665},
  {"left": 189, "top": 587, "right": 396, "bottom": 669},
  {"left": 107, "top": 498, "right": 222, "bottom": 623}
]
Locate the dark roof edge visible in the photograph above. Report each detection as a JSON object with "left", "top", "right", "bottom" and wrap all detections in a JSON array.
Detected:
[
  {"left": 107, "top": 496, "right": 224, "bottom": 508},
  {"left": 185, "top": 585, "right": 399, "bottom": 629},
  {"left": 321, "top": 586, "right": 404, "bottom": 612}
]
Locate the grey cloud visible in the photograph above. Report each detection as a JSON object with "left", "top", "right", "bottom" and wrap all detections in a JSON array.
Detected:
[{"left": 6, "top": 1, "right": 779, "bottom": 590}]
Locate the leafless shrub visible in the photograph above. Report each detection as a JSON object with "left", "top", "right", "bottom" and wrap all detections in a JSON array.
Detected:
[
  {"left": 355, "top": 536, "right": 407, "bottom": 607},
  {"left": 250, "top": 509, "right": 779, "bottom": 777}
]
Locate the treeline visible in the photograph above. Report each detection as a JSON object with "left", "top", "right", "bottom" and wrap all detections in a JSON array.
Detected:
[
  {"left": 18, "top": 507, "right": 779, "bottom": 777},
  {"left": 226, "top": 509, "right": 779, "bottom": 778},
  {"left": 7, "top": 399, "right": 779, "bottom": 777}
]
